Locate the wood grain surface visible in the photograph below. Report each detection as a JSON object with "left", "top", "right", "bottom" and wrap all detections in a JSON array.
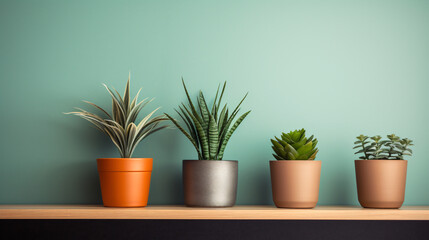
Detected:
[{"left": 1, "top": 205, "right": 428, "bottom": 220}]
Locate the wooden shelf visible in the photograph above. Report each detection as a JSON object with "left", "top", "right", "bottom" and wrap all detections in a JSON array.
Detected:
[{"left": 1, "top": 205, "right": 429, "bottom": 220}]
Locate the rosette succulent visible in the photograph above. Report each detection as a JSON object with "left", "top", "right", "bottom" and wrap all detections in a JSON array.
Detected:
[{"left": 271, "top": 129, "right": 319, "bottom": 160}]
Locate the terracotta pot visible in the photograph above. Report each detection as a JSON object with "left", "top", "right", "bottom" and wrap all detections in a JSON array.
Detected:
[
  {"left": 183, "top": 160, "right": 238, "bottom": 207},
  {"left": 270, "top": 160, "right": 321, "bottom": 208},
  {"left": 97, "top": 158, "right": 153, "bottom": 207},
  {"left": 355, "top": 160, "right": 407, "bottom": 209}
]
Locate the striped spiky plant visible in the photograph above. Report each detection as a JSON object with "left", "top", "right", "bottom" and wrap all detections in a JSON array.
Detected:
[
  {"left": 165, "top": 79, "right": 251, "bottom": 160},
  {"left": 66, "top": 75, "right": 169, "bottom": 158}
]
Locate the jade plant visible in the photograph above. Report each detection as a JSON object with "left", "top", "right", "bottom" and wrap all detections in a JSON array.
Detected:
[
  {"left": 271, "top": 129, "right": 319, "bottom": 160},
  {"left": 353, "top": 134, "right": 413, "bottom": 160},
  {"left": 165, "top": 79, "right": 251, "bottom": 160},
  {"left": 66, "top": 75, "right": 169, "bottom": 158}
]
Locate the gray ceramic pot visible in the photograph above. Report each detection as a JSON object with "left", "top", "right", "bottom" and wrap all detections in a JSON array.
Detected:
[{"left": 183, "top": 160, "right": 238, "bottom": 207}]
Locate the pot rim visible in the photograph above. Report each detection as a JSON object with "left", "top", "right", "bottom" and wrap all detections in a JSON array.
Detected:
[
  {"left": 97, "top": 158, "right": 153, "bottom": 160},
  {"left": 354, "top": 159, "right": 407, "bottom": 162},
  {"left": 269, "top": 160, "right": 321, "bottom": 162},
  {"left": 183, "top": 159, "right": 238, "bottom": 162},
  {"left": 97, "top": 158, "right": 153, "bottom": 172}
]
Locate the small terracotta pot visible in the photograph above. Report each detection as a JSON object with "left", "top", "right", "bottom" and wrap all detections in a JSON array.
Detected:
[
  {"left": 270, "top": 160, "right": 321, "bottom": 208},
  {"left": 97, "top": 158, "right": 153, "bottom": 207},
  {"left": 355, "top": 160, "right": 407, "bottom": 209}
]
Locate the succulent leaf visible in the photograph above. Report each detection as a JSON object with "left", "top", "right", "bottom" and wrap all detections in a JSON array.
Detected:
[
  {"left": 353, "top": 134, "right": 414, "bottom": 160},
  {"left": 271, "top": 129, "right": 318, "bottom": 161}
]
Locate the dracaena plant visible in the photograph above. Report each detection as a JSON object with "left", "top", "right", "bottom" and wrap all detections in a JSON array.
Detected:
[
  {"left": 353, "top": 134, "right": 414, "bottom": 160},
  {"left": 66, "top": 75, "right": 169, "bottom": 158},
  {"left": 271, "top": 129, "right": 319, "bottom": 160},
  {"left": 165, "top": 79, "right": 251, "bottom": 160}
]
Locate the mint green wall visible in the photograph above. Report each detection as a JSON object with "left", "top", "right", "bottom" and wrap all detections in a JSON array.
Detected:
[{"left": 1, "top": 0, "right": 428, "bottom": 205}]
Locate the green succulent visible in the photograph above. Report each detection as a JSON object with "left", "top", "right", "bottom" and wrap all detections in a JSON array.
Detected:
[
  {"left": 271, "top": 129, "right": 319, "bottom": 160},
  {"left": 353, "top": 134, "right": 414, "bottom": 160},
  {"left": 66, "top": 74, "right": 169, "bottom": 158},
  {"left": 165, "top": 79, "right": 250, "bottom": 160}
]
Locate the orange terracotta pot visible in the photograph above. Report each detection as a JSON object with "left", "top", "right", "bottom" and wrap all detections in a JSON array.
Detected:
[
  {"left": 97, "top": 158, "right": 153, "bottom": 207},
  {"left": 355, "top": 160, "right": 407, "bottom": 209},
  {"left": 270, "top": 160, "right": 321, "bottom": 208}
]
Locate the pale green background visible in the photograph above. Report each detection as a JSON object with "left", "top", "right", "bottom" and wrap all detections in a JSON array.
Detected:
[{"left": 1, "top": 0, "right": 428, "bottom": 205}]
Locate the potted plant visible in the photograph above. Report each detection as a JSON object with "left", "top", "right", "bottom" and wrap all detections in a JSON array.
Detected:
[
  {"left": 270, "top": 129, "right": 320, "bottom": 208},
  {"left": 66, "top": 75, "right": 168, "bottom": 207},
  {"left": 165, "top": 79, "right": 250, "bottom": 207},
  {"left": 353, "top": 134, "right": 414, "bottom": 209}
]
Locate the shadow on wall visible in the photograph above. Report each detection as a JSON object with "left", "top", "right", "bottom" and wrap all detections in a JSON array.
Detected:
[
  {"left": 52, "top": 118, "right": 113, "bottom": 204},
  {"left": 320, "top": 160, "right": 356, "bottom": 205},
  {"left": 237, "top": 143, "right": 273, "bottom": 205},
  {"left": 143, "top": 130, "right": 184, "bottom": 205},
  {"left": 50, "top": 159, "right": 102, "bottom": 204}
]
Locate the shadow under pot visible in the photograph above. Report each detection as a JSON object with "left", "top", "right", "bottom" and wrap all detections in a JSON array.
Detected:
[
  {"left": 270, "top": 160, "right": 321, "bottom": 208},
  {"left": 183, "top": 160, "right": 238, "bottom": 207},
  {"left": 97, "top": 158, "right": 153, "bottom": 207},
  {"left": 355, "top": 160, "right": 407, "bottom": 209}
]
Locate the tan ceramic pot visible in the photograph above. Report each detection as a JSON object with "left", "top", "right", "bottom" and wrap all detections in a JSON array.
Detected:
[
  {"left": 270, "top": 160, "right": 321, "bottom": 208},
  {"left": 355, "top": 160, "right": 407, "bottom": 209}
]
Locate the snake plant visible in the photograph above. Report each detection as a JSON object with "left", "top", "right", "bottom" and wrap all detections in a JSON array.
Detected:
[
  {"left": 354, "top": 134, "right": 413, "bottom": 160},
  {"left": 271, "top": 129, "right": 319, "bottom": 160},
  {"left": 165, "top": 79, "right": 251, "bottom": 160},
  {"left": 66, "top": 74, "right": 169, "bottom": 158}
]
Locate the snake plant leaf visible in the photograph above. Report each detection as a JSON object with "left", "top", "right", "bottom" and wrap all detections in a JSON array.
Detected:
[
  {"left": 212, "top": 83, "right": 221, "bottom": 114},
  {"left": 208, "top": 114, "right": 219, "bottom": 159},
  {"left": 218, "top": 110, "right": 251, "bottom": 159},
  {"left": 182, "top": 104, "right": 210, "bottom": 159},
  {"left": 229, "top": 92, "right": 248, "bottom": 119},
  {"left": 181, "top": 78, "right": 203, "bottom": 124},
  {"left": 198, "top": 91, "right": 210, "bottom": 130},
  {"left": 177, "top": 106, "right": 199, "bottom": 144},
  {"left": 219, "top": 106, "right": 241, "bottom": 141},
  {"left": 175, "top": 109, "right": 196, "bottom": 141},
  {"left": 167, "top": 79, "right": 250, "bottom": 160},
  {"left": 215, "top": 82, "right": 226, "bottom": 119},
  {"left": 165, "top": 113, "right": 202, "bottom": 159},
  {"left": 217, "top": 103, "right": 228, "bottom": 132}
]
